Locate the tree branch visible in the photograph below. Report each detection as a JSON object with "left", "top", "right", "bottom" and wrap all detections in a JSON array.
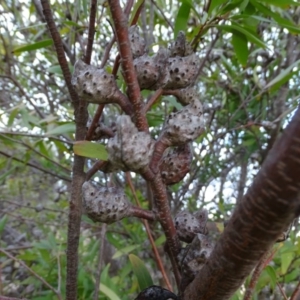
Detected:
[
  {"left": 107, "top": 0, "right": 148, "bottom": 131},
  {"left": 184, "top": 104, "right": 300, "bottom": 299}
]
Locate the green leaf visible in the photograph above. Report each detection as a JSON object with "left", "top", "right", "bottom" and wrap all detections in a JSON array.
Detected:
[
  {"left": 112, "top": 244, "right": 140, "bottom": 259},
  {"left": 46, "top": 123, "right": 75, "bottom": 136},
  {"left": 281, "top": 252, "right": 294, "bottom": 274},
  {"left": 231, "top": 31, "right": 249, "bottom": 66},
  {"left": 174, "top": 2, "right": 191, "bottom": 38},
  {"left": 7, "top": 106, "right": 20, "bottom": 127},
  {"left": 208, "top": 0, "right": 226, "bottom": 15},
  {"left": 217, "top": 24, "right": 266, "bottom": 49},
  {"left": 129, "top": 254, "right": 153, "bottom": 291},
  {"left": 259, "top": 0, "right": 300, "bottom": 7},
  {"left": 99, "top": 283, "right": 121, "bottom": 300},
  {"left": 0, "top": 215, "right": 8, "bottom": 235},
  {"left": 264, "top": 59, "right": 300, "bottom": 92},
  {"left": 12, "top": 39, "right": 53, "bottom": 54},
  {"left": 73, "top": 141, "right": 108, "bottom": 160},
  {"left": 265, "top": 265, "right": 277, "bottom": 290}
]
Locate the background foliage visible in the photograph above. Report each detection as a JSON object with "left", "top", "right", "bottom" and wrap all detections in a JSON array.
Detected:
[{"left": 0, "top": 0, "right": 300, "bottom": 299}]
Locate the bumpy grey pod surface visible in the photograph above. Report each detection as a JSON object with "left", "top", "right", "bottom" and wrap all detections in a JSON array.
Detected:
[
  {"left": 175, "top": 209, "right": 208, "bottom": 243},
  {"left": 135, "top": 285, "right": 179, "bottom": 300},
  {"left": 82, "top": 181, "right": 131, "bottom": 224},
  {"left": 169, "top": 31, "right": 193, "bottom": 57},
  {"left": 129, "top": 25, "right": 146, "bottom": 58},
  {"left": 160, "top": 144, "right": 192, "bottom": 185},
  {"left": 107, "top": 115, "right": 154, "bottom": 172},
  {"left": 175, "top": 86, "right": 200, "bottom": 105},
  {"left": 178, "top": 233, "right": 214, "bottom": 279},
  {"left": 164, "top": 53, "right": 200, "bottom": 89},
  {"left": 134, "top": 48, "right": 170, "bottom": 90},
  {"left": 162, "top": 99, "right": 205, "bottom": 145},
  {"left": 71, "top": 60, "right": 119, "bottom": 104}
]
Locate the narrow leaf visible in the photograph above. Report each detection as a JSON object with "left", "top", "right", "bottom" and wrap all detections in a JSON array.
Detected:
[
  {"left": 12, "top": 39, "right": 53, "bottom": 54},
  {"left": 217, "top": 24, "right": 266, "bottom": 49},
  {"left": 129, "top": 254, "right": 153, "bottom": 291},
  {"left": 264, "top": 59, "right": 300, "bottom": 92},
  {"left": 46, "top": 123, "right": 75, "bottom": 136},
  {"left": 99, "top": 283, "right": 121, "bottom": 300},
  {"left": 73, "top": 141, "right": 108, "bottom": 160},
  {"left": 232, "top": 31, "right": 249, "bottom": 66},
  {"left": 174, "top": 2, "right": 191, "bottom": 38},
  {"left": 0, "top": 215, "right": 8, "bottom": 235},
  {"left": 265, "top": 265, "right": 277, "bottom": 290},
  {"left": 112, "top": 244, "right": 140, "bottom": 259},
  {"left": 208, "top": 0, "right": 225, "bottom": 15}
]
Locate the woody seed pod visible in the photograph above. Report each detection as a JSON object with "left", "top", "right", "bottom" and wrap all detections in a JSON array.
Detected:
[
  {"left": 129, "top": 25, "right": 146, "bottom": 58},
  {"left": 72, "top": 60, "right": 119, "bottom": 104},
  {"left": 175, "top": 209, "right": 208, "bottom": 243},
  {"left": 169, "top": 31, "right": 193, "bottom": 57},
  {"left": 82, "top": 181, "right": 131, "bottom": 224},
  {"left": 107, "top": 115, "right": 154, "bottom": 172},
  {"left": 159, "top": 144, "right": 192, "bottom": 185}
]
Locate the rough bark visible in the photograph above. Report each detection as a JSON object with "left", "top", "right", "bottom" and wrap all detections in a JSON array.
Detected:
[{"left": 184, "top": 104, "right": 300, "bottom": 299}]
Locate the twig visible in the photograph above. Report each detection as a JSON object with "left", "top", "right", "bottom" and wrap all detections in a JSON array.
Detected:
[
  {"left": 126, "top": 173, "right": 173, "bottom": 291},
  {"left": 290, "top": 279, "right": 300, "bottom": 300},
  {"left": 0, "top": 297, "right": 28, "bottom": 300},
  {"left": 0, "top": 130, "right": 73, "bottom": 145},
  {"left": 86, "top": 160, "right": 107, "bottom": 180},
  {"left": 85, "top": 104, "right": 105, "bottom": 141},
  {"left": 0, "top": 133, "right": 71, "bottom": 174},
  {"left": 108, "top": 0, "right": 148, "bottom": 132},
  {"left": 85, "top": 0, "right": 97, "bottom": 64},
  {"left": 0, "top": 248, "right": 63, "bottom": 300},
  {"left": 143, "top": 88, "right": 163, "bottom": 113},
  {"left": 243, "top": 249, "right": 273, "bottom": 300},
  {"left": 41, "top": 0, "right": 79, "bottom": 105},
  {"left": 277, "top": 282, "right": 288, "bottom": 300},
  {"left": 57, "top": 252, "right": 62, "bottom": 295},
  {"left": 93, "top": 224, "right": 107, "bottom": 300},
  {"left": 0, "top": 150, "right": 71, "bottom": 182},
  {"left": 0, "top": 75, "right": 44, "bottom": 119}
]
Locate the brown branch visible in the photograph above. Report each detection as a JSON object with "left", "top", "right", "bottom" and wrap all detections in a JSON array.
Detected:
[
  {"left": 41, "top": 0, "right": 79, "bottom": 105},
  {"left": 126, "top": 173, "right": 173, "bottom": 291},
  {"left": 143, "top": 88, "right": 163, "bottom": 113},
  {"left": 41, "top": 2, "right": 88, "bottom": 300},
  {"left": 0, "top": 150, "right": 71, "bottom": 182},
  {"left": 183, "top": 104, "right": 300, "bottom": 299},
  {"left": 86, "top": 104, "right": 104, "bottom": 141},
  {"left": 277, "top": 282, "right": 288, "bottom": 300},
  {"left": 86, "top": 161, "right": 107, "bottom": 180},
  {"left": 149, "top": 174, "right": 181, "bottom": 288},
  {"left": 0, "top": 248, "right": 62, "bottom": 300},
  {"left": 0, "top": 75, "right": 44, "bottom": 119},
  {"left": 107, "top": 0, "right": 148, "bottom": 132},
  {"left": 290, "top": 278, "right": 300, "bottom": 300},
  {"left": 243, "top": 249, "right": 273, "bottom": 300},
  {"left": 85, "top": 0, "right": 97, "bottom": 64}
]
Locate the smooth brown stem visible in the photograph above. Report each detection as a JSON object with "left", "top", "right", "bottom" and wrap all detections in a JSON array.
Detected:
[
  {"left": 0, "top": 248, "right": 62, "bottom": 300},
  {"left": 107, "top": 0, "right": 148, "bottom": 132},
  {"left": 143, "top": 88, "right": 163, "bottom": 113},
  {"left": 126, "top": 173, "right": 173, "bottom": 291},
  {"left": 41, "top": 0, "right": 79, "bottom": 105},
  {"left": 129, "top": 206, "right": 157, "bottom": 221},
  {"left": 85, "top": 0, "right": 97, "bottom": 64},
  {"left": 86, "top": 160, "right": 107, "bottom": 180},
  {"left": 150, "top": 174, "right": 181, "bottom": 288},
  {"left": 184, "top": 104, "right": 300, "bottom": 300},
  {"left": 86, "top": 104, "right": 104, "bottom": 141}
]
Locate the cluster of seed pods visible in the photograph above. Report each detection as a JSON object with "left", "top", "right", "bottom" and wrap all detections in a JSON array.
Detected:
[{"left": 74, "top": 29, "right": 211, "bottom": 294}]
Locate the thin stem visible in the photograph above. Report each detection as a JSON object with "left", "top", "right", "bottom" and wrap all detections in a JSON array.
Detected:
[
  {"left": 126, "top": 173, "right": 173, "bottom": 291},
  {"left": 290, "top": 279, "right": 300, "bottom": 300},
  {"left": 41, "top": 0, "right": 79, "bottom": 105},
  {"left": 143, "top": 88, "right": 163, "bottom": 113},
  {"left": 0, "top": 248, "right": 63, "bottom": 300},
  {"left": 86, "top": 104, "right": 105, "bottom": 141},
  {"left": 107, "top": 0, "right": 148, "bottom": 131},
  {"left": 85, "top": 0, "right": 97, "bottom": 64},
  {"left": 0, "top": 150, "right": 71, "bottom": 182}
]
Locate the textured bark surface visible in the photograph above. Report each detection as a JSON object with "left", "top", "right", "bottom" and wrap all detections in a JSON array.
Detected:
[{"left": 184, "top": 105, "right": 300, "bottom": 300}]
